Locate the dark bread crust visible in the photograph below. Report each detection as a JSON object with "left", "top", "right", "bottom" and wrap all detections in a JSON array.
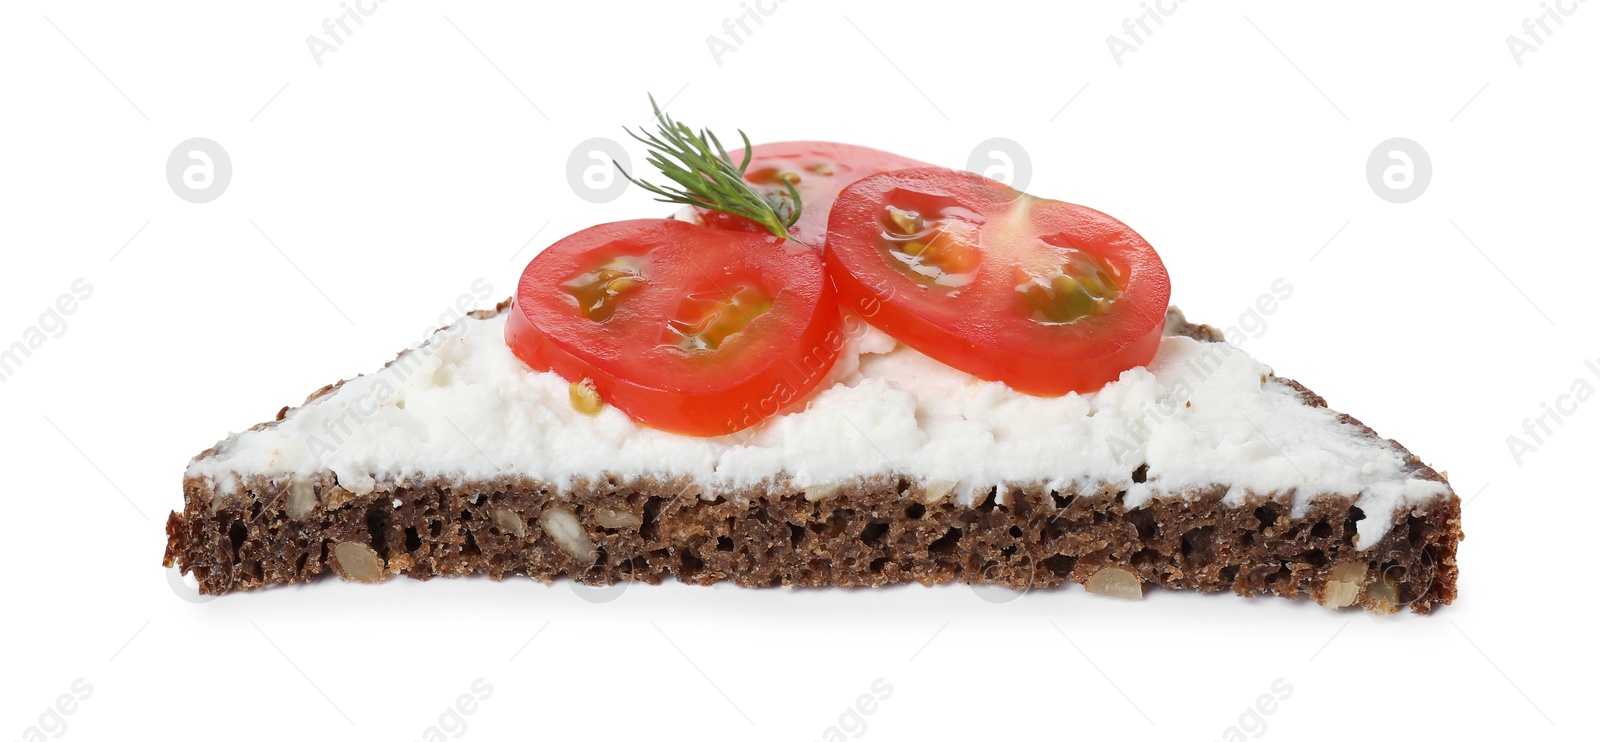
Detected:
[{"left": 165, "top": 307, "right": 1462, "bottom": 612}]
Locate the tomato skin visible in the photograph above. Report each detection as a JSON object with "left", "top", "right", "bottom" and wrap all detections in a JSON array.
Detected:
[
  {"left": 826, "top": 168, "right": 1171, "bottom": 396},
  {"left": 695, "top": 141, "right": 929, "bottom": 248},
  {"left": 507, "top": 219, "right": 842, "bottom": 436}
]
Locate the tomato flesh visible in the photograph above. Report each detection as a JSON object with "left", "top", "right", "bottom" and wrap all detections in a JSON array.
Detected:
[
  {"left": 507, "top": 219, "right": 842, "bottom": 436},
  {"left": 825, "top": 168, "right": 1171, "bottom": 396},
  {"left": 695, "top": 141, "right": 929, "bottom": 248}
]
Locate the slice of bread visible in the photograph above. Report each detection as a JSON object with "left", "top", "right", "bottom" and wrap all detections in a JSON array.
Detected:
[{"left": 165, "top": 304, "right": 1461, "bottom": 612}]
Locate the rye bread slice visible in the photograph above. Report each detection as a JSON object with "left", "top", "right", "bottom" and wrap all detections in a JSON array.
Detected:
[{"left": 164, "top": 306, "right": 1461, "bottom": 612}]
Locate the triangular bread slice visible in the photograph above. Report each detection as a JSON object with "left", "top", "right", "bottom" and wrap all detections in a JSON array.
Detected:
[{"left": 165, "top": 303, "right": 1461, "bottom": 612}]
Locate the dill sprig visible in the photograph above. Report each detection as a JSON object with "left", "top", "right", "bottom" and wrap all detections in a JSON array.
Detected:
[{"left": 617, "top": 95, "right": 801, "bottom": 241}]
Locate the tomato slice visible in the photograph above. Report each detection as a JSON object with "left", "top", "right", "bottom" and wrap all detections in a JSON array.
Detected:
[
  {"left": 695, "top": 141, "right": 929, "bottom": 248},
  {"left": 507, "top": 219, "right": 842, "bottom": 436},
  {"left": 825, "top": 168, "right": 1171, "bottom": 396}
]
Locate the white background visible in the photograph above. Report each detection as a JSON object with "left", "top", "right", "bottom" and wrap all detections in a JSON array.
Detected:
[{"left": 2, "top": 1, "right": 1595, "bottom": 740}]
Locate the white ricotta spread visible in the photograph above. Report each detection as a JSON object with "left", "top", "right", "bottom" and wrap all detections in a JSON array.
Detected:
[{"left": 187, "top": 309, "right": 1448, "bottom": 550}]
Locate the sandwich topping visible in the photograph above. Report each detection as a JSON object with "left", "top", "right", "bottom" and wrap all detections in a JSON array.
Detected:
[{"left": 507, "top": 99, "right": 1172, "bottom": 434}]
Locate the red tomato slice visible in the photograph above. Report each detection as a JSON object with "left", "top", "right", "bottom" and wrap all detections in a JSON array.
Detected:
[
  {"left": 825, "top": 168, "right": 1171, "bottom": 396},
  {"left": 507, "top": 219, "right": 843, "bottom": 436},
  {"left": 695, "top": 141, "right": 929, "bottom": 248}
]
